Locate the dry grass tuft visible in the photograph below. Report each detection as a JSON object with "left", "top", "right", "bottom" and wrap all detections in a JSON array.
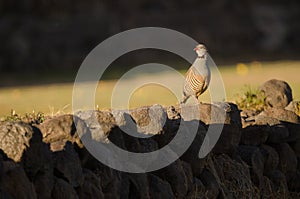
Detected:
[{"left": 235, "top": 85, "right": 266, "bottom": 112}]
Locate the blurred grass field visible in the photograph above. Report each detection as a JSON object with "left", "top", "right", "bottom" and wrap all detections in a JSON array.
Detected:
[{"left": 0, "top": 60, "right": 299, "bottom": 116}]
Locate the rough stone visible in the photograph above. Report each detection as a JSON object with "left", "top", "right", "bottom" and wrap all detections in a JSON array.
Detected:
[
  {"left": 199, "top": 169, "right": 220, "bottom": 199},
  {"left": 166, "top": 105, "right": 181, "bottom": 120},
  {"left": 290, "top": 139, "right": 300, "bottom": 158},
  {"left": 284, "top": 122, "right": 300, "bottom": 142},
  {"left": 211, "top": 103, "right": 242, "bottom": 155},
  {"left": 124, "top": 173, "right": 150, "bottom": 199},
  {"left": 272, "top": 143, "right": 298, "bottom": 180},
  {"left": 22, "top": 127, "right": 54, "bottom": 199},
  {"left": 260, "top": 176, "right": 275, "bottom": 198},
  {"left": 76, "top": 169, "right": 104, "bottom": 199},
  {"left": 260, "top": 176, "right": 289, "bottom": 198},
  {"left": 153, "top": 117, "right": 178, "bottom": 149},
  {"left": 130, "top": 104, "right": 167, "bottom": 135},
  {"left": 236, "top": 145, "right": 264, "bottom": 186},
  {"left": 259, "top": 144, "right": 279, "bottom": 173},
  {"left": 139, "top": 138, "right": 158, "bottom": 153},
  {"left": 166, "top": 102, "right": 241, "bottom": 157},
  {"left": 0, "top": 121, "right": 34, "bottom": 162},
  {"left": 174, "top": 102, "right": 237, "bottom": 124},
  {"left": 285, "top": 101, "right": 300, "bottom": 116},
  {"left": 260, "top": 79, "right": 293, "bottom": 108},
  {"left": 259, "top": 108, "right": 300, "bottom": 124},
  {"left": 242, "top": 115, "right": 281, "bottom": 131},
  {"left": 1, "top": 100, "right": 300, "bottom": 197},
  {"left": 53, "top": 142, "right": 84, "bottom": 187},
  {"left": 240, "top": 125, "right": 269, "bottom": 145},
  {"left": 181, "top": 161, "right": 194, "bottom": 194},
  {"left": 266, "top": 170, "right": 289, "bottom": 198},
  {"left": 148, "top": 174, "right": 174, "bottom": 199},
  {"left": 112, "top": 110, "right": 148, "bottom": 139},
  {"left": 212, "top": 123, "right": 241, "bottom": 155},
  {"left": 189, "top": 177, "right": 205, "bottom": 198},
  {"left": 94, "top": 164, "right": 122, "bottom": 199},
  {"left": 287, "top": 170, "right": 300, "bottom": 192},
  {"left": 180, "top": 123, "right": 207, "bottom": 177},
  {"left": 38, "top": 114, "right": 86, "bottom": 150},
  {"left": 255, "top": 115, "right": 281, "bottom": 126},
  {"left": 213, "top": 154, "right": 259, "bottom": 198},
  {"left": 0, "top": 160, "right": 37, "bottom": 199},
  {"left": 0, "top": 191, "right": 14, "bottom": 199},
  {"left": 267, "top": 124, "right": 290, "bottom": 143},
  {"left": 122, "top": 131, "right": 142, "bottom": 153},
  {"left": 155, "top": 160, "right": 189, "bottom": 198},
  {"left": 240, "top": 109, "right": 258, "bottom": 119},
  {"left": 52, "top": 177, "right": 79, "bottom": 199},
  {"left": 75, "top": 110, "right": 115, "bottom": 143}
]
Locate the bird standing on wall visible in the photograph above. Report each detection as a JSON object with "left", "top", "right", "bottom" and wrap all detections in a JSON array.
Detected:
[{"left": 180, "top": 44, "right": 211, "bottom": 104}]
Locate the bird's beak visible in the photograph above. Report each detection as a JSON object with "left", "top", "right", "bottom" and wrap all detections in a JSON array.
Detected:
[{"left": 193, "top": 47, "right": 197, "bottom": 51}]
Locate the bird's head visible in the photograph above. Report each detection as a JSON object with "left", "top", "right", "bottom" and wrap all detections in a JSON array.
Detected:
[{"left": 194, "top": 44, "right": 207, "bottom": 58}]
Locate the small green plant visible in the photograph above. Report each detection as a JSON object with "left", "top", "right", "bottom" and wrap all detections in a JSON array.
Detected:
[
  {"left": 24, "top": 111, "right": 45, "bottom": 124},
  {"left": 235, "top": 85, "right": 266, "bottom": 112},
  {"left": 2, "top": 109, "right": 45, "bottom": 124}
]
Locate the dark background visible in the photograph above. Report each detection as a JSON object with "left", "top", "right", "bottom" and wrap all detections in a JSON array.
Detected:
[{"left": 0, "top": 0, "right": 299, "bottom": 85}]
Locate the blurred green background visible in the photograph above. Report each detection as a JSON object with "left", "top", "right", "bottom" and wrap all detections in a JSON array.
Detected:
[{"left": 0, "top": 1, "right": 299, "bottom": 116}]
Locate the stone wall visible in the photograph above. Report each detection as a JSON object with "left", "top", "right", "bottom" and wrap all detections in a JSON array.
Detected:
[{"left": 0, "top": 79, "right": 299, "bottom": 198}]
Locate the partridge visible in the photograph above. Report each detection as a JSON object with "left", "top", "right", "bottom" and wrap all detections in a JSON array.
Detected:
[{"left": 180, "top": 44, "right": 211, "bottom": 104}]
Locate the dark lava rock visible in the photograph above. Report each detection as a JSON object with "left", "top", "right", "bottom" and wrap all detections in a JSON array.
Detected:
[
  {"left": 260, "top": 176, "right": 275, "bottom": 198},
  {"left": 211, "top": 103, "right": 242, "bottom": 156},
  {"left": 236, "top": 145, "right": 264, "bottom": 186},
  {"left": 180, "top": 123, "right": 207, "bottom": 176},
  {"left": 267, "top": 124, "right": 290, "bottom": 143},
  {"left": 259, "top": 144, "right": 279, "bottom": 173},
  {"left": 287, "top": 170, "right": 300, "bottom": 192},
  {"left": 260, "top": 79, "right": 293, "bottom": 108},
  {"left": 76, "top": 169, "right": 104, "bottom": 199},
  {"left": 22, "top": 127, "right": 54, "bottom": 199},
  {"left": 199, "top": 169, "right": 220, "bottom": 199},
  {"left": 266, "top": 170, "right": 289, "bottom": 198},
  {"left": 94, "top": 164, "right": 123, "bottom": 199},
  {"left": 124, "top": 173, "right": 150, "bottom": 199},
  {"left": 52, "top": 177, "right": 78, "bottom": 199},
  {"left": 284, "top": 122, "right": 300, "bottom": 142},
  {"left": 213, "top": 154, "right": 258, "bottom": 198},
  {"left": 290, "top": 139, "right": 300, "bottom": 158},
  {"left": 148, "top": 174, "right": 174, "bottom": 199},
  {"left": 0, "top": 160, "right": 37, "bottom": 199},
  {"left": 155, "top": 159, "right": 190, "bottom": 198},
  {"left": 189, "top": 177, "right": 205, "bottom": 198},
  {"left": 272, "top": 143, "right": 297, "bottom": 181},
  {"left": 240, "top": 124, "right": 269, "bottom": 145},
  {"left": 53, "top": 142, "right": 84, "bottom": 187}
]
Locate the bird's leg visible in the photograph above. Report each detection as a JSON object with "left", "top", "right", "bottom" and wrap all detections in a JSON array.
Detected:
[
  {"left": 180, "top": 94, "right": 189, "bottom": 104},
  {"left": 193, "top": 96, "right": 199, "bottom": 105}
]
